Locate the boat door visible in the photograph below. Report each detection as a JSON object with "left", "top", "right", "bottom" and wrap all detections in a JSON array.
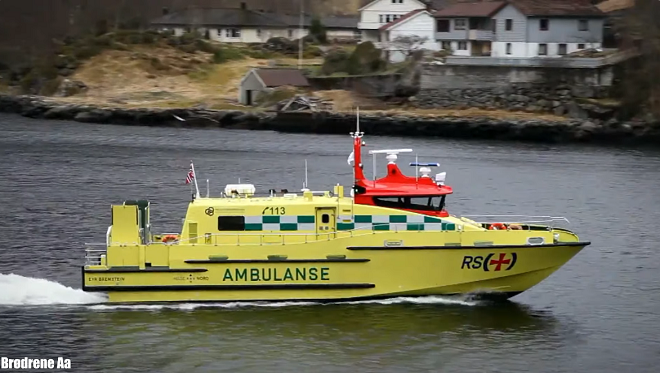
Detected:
[{"left": 315, "top": 208, "right": 336, "bottom": 239}]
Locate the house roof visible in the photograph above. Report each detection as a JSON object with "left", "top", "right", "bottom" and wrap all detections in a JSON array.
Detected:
[
  {"left": 276, "top": 13, "right": 359, "bottom": 29},
  {"left": 359, "top": 0, "right": 427, "bottom": 11},
  {"left": 433, "top": 1, "right": 506, "bottom": 17},
  {"left": 596, "top": 0, "right": 634, "bottom": 13},
  {"left": 431, "top": 0, "right": 606, "bottom": 18},
  {"left": 252, "top": 68, "right": 310, "bottom": 88},
  {"left": 151, "top": 8, "right": 286, "bottom": 27},
  {"left": 426, "top": 0, "right": 459, "bottom": 11},
  {"left": 379, "top": 9, "right": 428, "bottom": 30},
  {"left": 508, "top": 0, "right": 606, "bottom": 17},
  {"left": 151, "top": 8, "right": 358, "bottom": 29}
]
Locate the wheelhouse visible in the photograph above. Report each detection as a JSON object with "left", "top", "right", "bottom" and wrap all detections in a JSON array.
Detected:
[{"left": 349, "top": 127, "right": 452, "bottom": 218}]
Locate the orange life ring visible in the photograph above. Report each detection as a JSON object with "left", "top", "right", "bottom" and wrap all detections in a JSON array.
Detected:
[
  {"left": 162, "top": 235, "right": 178, "bottom": 243},
  {"left": 489, "top": 222, "right": 507, "bottom": 230}
]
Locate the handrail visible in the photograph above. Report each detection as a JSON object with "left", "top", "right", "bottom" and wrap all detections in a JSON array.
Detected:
[
  {"left": 461, "top": 215, "right": 570, "bottom": 224},
  {"left": 106, "top": 225, "right": 112, "bottom": 246}
]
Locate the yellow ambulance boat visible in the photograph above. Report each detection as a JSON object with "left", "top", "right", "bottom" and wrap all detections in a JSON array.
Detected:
[{"left": 82, "top": 125, "right": 590, "bottom": 303}]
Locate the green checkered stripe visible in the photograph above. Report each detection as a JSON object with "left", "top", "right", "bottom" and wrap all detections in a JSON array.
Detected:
[
  {"left": 244, "top": 215, "right": 315, "bottom": 231},
  {"left": 337, "top": 215, "right": 457, "bottom": 231}
]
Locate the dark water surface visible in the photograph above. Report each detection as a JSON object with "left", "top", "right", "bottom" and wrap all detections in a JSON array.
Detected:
[{"left": 1, "top": 114, "right": 659, "bottom": 373}]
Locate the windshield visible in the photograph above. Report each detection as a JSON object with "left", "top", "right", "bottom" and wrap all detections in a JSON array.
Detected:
[{"left": 373, "top": 195, "right": 446, "bottom": 211}]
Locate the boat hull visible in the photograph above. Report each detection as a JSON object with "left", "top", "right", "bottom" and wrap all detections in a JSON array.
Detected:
[{"left": 83, "top": 242, "right": 588, "bottom": 303}]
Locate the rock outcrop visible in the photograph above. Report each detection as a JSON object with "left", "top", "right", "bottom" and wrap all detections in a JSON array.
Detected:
[{"left": 1, "top": 94, "right": 659, "bottom": 145}]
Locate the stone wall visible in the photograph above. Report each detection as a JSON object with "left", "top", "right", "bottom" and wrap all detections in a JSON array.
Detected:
[
  {"left": 307, "top": 73, "right": 402, "bottom": 97},
  {"left": 415, "top": 84, "right": 612, "bottom": 119},
  {"left": 421, "top": 63, "right": 614, "bottom": 90},
  {"left": 416, "top": 63, "right": 617, "bottom": 119}
]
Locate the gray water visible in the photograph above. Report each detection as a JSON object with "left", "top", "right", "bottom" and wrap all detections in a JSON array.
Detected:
[{"left": 1, "top": 113, "right": 659, "bottom": 373}]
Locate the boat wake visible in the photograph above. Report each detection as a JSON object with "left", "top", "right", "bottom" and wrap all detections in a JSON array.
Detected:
[
  {"left": 0, "top": 273, "right": 107, "bottom": 306},
  {"left": 88, "top": 295, "right": 480, "bottom": 311},
  {"left": 0, "top": 273, "right": 481, "bottom": 310}
]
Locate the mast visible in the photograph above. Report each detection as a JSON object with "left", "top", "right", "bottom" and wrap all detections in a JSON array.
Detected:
[
  {"left": 350, "top": 107, "right": 366, "bottom": 182},
  {"left": 190, "top": 161, "right": 201, "bottom": 199}
]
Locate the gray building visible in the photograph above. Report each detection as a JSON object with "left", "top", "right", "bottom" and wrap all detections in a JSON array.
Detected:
[
  {"left": 239, "top": 68, "right": 310, "bottom": 105},
  {"left": 434, "top": 0, "right": 606, "bottom": 58}
]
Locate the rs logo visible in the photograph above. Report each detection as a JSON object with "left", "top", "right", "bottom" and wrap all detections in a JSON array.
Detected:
[{"left": 461, "top": 253, "right": 517, "bottom": 271}]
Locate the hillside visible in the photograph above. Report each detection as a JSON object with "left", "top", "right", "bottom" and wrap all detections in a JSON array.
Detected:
[
  {"left": 57, "top": 46, "right": 317, "bottom": 110},
  {"left": 0, "top": 0, "right": 366, "bottom": 66}
]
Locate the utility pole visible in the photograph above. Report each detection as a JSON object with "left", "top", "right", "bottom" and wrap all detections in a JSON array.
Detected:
[{"left": 298, "top": 0, "right": 303, "bottom": 69}]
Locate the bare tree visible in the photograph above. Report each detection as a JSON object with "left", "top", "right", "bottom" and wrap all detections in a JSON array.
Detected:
[
  {"left": 615, "top": 0, "right": 660, "bottom": 118},
  {"left": 389, "top": 35, "right": 430, "bottom": 58}
]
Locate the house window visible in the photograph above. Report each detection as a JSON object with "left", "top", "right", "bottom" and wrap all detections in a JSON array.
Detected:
[
  {"left": 505, "top": 19, "right": 512, "bottom": 31},
  {"left": 458, "top": 41, "right": 467, "bottom": 50},
  {"left": 538, "top": 43, "right": 547, "bottom": 55},
  {"left": 218, "top": 216, "right": 245, "bottom": 231},
  {"left": 288, "top": 29, "right": 293, "bottom": 38},
  {"left": 256, "top": 29, "right": 262, "bottom": 37},
  {"left": 437, "top": 19, "right": 450, "bottom": 32},
  {"left": 454, "top": 19, "right": 466, "bottom": 30},
  {"left": 379, "top": 14, "right": 384, "bottom": 23},
  {"left": 492, "top": 20, "right": 497, "bottom": 33},
  {"left": 226, "top": 28, "right": 241, "bottom": 38},
  {"left": 506, "top": 43, "right": 512, "bottom": 55},
  {"left": 539, "top": 19, "right": 549, "bottom": 31},
  {"left": 578, "top": 19, "right": 588, "bottom": 31},
  {"left": 558, "top": 43, "right": 567, "bottom": 55},
  {"left": 441, "top": 41, "right": 451, "bottom": 50},
  {"left": 577, "top": 43, "right": 586, "bottom": 49}
]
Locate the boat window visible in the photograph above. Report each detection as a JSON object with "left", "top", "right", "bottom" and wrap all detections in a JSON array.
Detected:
[
  {"left": 217, "top": 216, "right": 245, "bottom": 231},
  {"left": 373, "top": 196, "right": 445, "bottom": 211},
  {"left": 372, "top": 197, "right": 405, "bottom": 208},
  {"left": 322, "top": 214, "right": 330, "bottom": 223}
]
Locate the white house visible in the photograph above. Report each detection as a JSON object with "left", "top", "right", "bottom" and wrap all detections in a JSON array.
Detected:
[
  {"left": 151, "top": 6, "right": 359, "bottom": 44},
  {"left": 378, "top": 9, "right": 440, "bottom": 62},
  {"left": 358, "top": 0, "right": 431, "bottom": 43},
  {"left": 434, "top": 0, "right": 606, "bottom": 58}
]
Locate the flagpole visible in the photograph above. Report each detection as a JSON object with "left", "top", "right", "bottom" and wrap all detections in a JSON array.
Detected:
[{"left": 191, "top": 161, "right": 201, "bottom": 199}]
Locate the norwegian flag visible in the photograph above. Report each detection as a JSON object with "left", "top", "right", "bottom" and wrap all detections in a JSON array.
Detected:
[{"left": 185, "top": 165, "right": 195, "bottom": 184}]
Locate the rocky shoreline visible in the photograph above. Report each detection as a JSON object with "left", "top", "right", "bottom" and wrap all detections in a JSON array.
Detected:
[{"left": 1, "top": 94, "right": 659, "bottom": 145}]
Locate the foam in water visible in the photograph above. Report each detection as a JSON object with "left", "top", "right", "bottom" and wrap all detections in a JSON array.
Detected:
[
  {"left": 0, "top": 273, "right": 479, "bottom": 310},
  {"left": 0, "top": 273, "right": 107, "bottom": 306},
  {"left": 88, "top": 296, "right": 479, "bottom": 311}
]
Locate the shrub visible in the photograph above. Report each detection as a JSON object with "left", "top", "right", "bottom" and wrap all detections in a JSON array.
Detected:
[
  {"left": 345, "top": 41, "right": 385, "bottom": 75},
  {"left": 194, "top": 39, "right": 217, "bottom": 54},
  {"left": 303, "top": 45, "right": 323, "bottom": 58},
  {"left": 321, "top": 47, "right": 350, "bottom": 75},
  {"left": 149, "top": 57, "right": 168, "bottom": 71},
  {"left": 212, "top": 48, "right": 244, "bottom": 63},
  {"left": 309, "top": 17, "right": 327, "bottom": 44}
]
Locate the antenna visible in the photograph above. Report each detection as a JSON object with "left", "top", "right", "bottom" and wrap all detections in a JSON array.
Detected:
[
  {"left": 304, "top": 159, "right": 308, "bottom": 189},
  {"left": 415, "top": 154, "right": 419, "bottom": 188},
  {"left": 373, "top": 151, "right": 376, "bottom": 183}
]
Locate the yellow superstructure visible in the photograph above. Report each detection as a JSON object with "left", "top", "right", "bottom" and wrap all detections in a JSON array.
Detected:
[{"left": 82, "top": 184, "right": 589, "bottom": 303}]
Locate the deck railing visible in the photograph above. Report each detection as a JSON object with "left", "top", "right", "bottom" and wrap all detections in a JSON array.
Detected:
[
  {"left": 460, "top": 215, "right": 570, "bottom": 224},
  {"left": 84, "top": 244, "right": 108, "bottom": 266}
]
